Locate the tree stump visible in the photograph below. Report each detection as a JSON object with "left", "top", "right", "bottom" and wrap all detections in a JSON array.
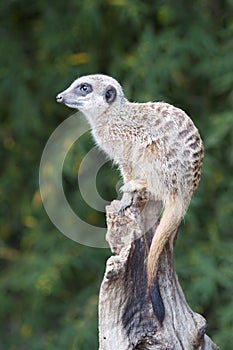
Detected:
[{"left": 98, "top": 190, "right": 219, "bottom": 350}]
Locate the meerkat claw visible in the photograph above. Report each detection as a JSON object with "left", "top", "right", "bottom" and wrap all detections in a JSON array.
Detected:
[{"left": 118, "top": 192, "right": 133, "bottom": 216}]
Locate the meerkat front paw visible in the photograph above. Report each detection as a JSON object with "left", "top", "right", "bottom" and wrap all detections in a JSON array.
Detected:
[
  {"left": 118, "top": 192, "right": 134, "bottom": 216},
  {"left": 118, "top": 180, "right": 147, "bottom": 216}
]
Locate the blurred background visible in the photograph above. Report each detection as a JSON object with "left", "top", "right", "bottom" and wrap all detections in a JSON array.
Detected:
[{"left": 0, "top": 0, "right": 233, "bottom": 349}]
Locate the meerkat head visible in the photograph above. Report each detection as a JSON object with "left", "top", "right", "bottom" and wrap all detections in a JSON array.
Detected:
[{"left": 56, "top": 74, "right": 126, "bottom": 125}]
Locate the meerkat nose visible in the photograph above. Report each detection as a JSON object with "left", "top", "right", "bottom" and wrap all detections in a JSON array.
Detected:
[{"left": 56, "top": 93, "right": 64, "bottom": 103}]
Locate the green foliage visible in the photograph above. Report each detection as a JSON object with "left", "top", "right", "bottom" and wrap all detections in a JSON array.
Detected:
[{"left": 0, "top": 0, "right": 232, "bottom": 348}]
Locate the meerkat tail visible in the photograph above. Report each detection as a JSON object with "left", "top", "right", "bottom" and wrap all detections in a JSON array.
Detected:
[{"left": 147, "top": 197, "right": 184, "bottom": 288}]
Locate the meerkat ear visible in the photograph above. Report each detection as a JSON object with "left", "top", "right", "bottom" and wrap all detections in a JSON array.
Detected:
[{"left": 105, "top": 86, "right": 116, "bottom": 103}]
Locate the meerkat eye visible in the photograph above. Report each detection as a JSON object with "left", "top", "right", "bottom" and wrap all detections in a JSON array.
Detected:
[
  {"left": 77, "top": 83, "right": 93, "bottom": 96},
  {"left": 105, "top": 86, "right": 116, "bottom": 103},
  {"left": 80, "top": 84, "right": 88, "bottom": 91}
]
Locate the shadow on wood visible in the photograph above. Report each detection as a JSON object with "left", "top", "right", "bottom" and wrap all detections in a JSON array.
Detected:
[{"left": 98, "top": 190, "right": 219, "bottom": 350}]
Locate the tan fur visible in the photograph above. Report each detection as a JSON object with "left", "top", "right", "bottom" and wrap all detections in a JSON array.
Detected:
[
  {"left": 147, "top": 196, "right": 183, "bottom": 286},
  {"left": 57, "top": 74, "right": 204, "bottom": 286}
]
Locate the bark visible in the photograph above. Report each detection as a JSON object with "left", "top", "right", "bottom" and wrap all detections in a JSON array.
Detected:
[{"left": 98, "top": 190, "right": 219, "bottom": 350}]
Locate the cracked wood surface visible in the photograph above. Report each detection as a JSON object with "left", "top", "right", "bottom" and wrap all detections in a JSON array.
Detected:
[{"left": 98, "top": 191, "right": 219, "bottom": 350}]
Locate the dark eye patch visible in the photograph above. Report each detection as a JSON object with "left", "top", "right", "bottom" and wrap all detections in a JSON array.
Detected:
[{"left": 76, "top": 83, "right": 93, "bottom": 96}]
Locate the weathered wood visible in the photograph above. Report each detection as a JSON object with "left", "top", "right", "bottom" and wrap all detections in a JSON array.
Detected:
[{"left": 98, "top": 191, "right": 219, "bottom": 350}]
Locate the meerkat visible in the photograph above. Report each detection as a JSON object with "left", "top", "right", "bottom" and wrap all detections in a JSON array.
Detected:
[{"left": 56, "top": 74, "right": 204, "bottom": 323}]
